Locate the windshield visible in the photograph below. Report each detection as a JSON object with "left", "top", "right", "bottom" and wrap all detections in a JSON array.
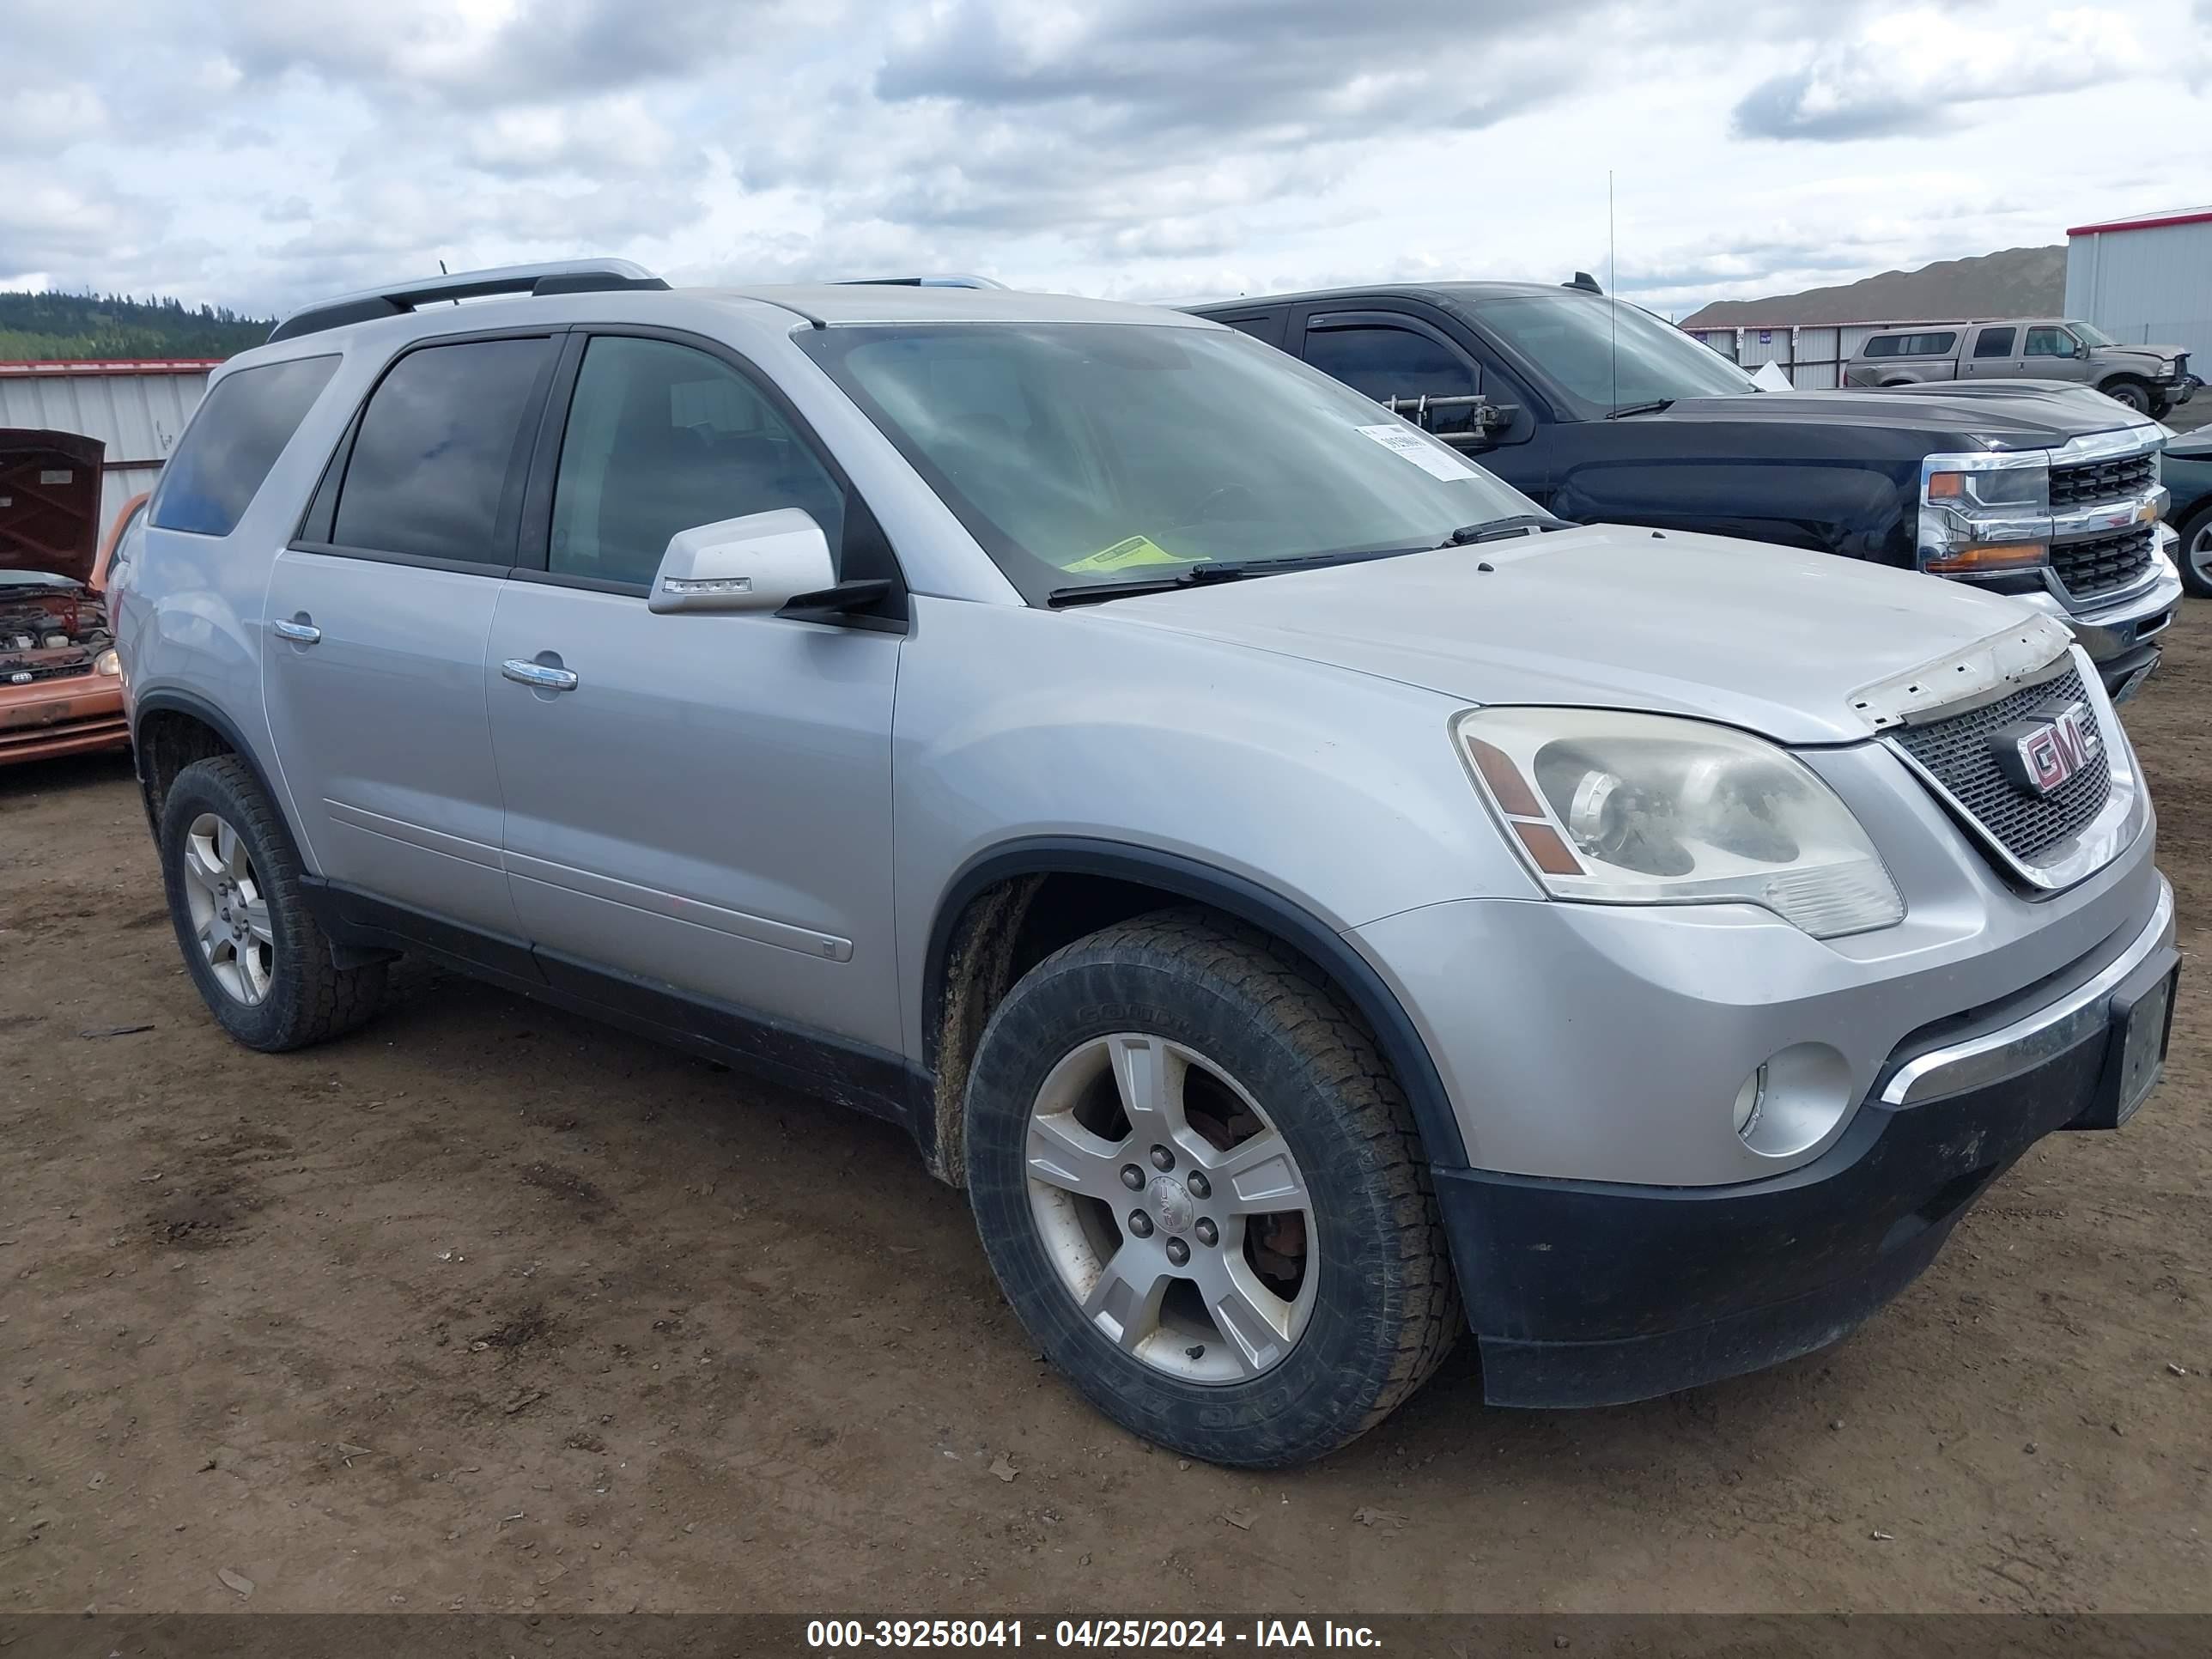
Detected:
[
  {"left": 1472, "top": 294, "right": 1758, "bottom": 410},
  {"left": 2071, "top": 320, "right": 2117, "bottom": 347},
  {"left": 800, "top": 323, "right": 1538, "bottom": 603}
]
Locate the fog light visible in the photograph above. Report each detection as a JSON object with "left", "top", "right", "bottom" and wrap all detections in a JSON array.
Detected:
[
  {"left": 1732, "top": 1066, "right": 1767, "bottom": 1139},
  {"left": 1735, "top": 1043, "right": 1855, "bottom": 1159}
]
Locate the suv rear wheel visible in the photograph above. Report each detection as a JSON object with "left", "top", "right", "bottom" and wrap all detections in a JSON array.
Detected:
[
  {"left": 159, "top": 756, "right": 386, "bottom": 1051},
  {"left": 963, "top": 909, "right": 1458, "bottom": 1467}
]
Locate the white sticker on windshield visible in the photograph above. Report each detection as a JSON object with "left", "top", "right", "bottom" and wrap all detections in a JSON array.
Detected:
[{"left": 1354, "top": 423, "right": 1480, "bottom": 481}]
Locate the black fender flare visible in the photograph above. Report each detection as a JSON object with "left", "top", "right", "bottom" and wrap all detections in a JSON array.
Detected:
[
  {"left": 924, "top": 836, "right": 1472, "bottom": 1170},
  {"left": 129, "top": 689, "right": 301, "bottom": 851}
]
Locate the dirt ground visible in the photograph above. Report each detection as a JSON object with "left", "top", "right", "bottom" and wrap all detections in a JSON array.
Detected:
[{"left": 3, "top": 620, "right": 2208, "bottom": 1620}]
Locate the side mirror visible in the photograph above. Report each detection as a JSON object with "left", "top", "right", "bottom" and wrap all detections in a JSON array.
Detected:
[
  {"left": 2075, "top": 341, "right": 2092, "bottom": 358},
  {"left": 647, "top": 508, "right": 836, "bottom": 615}
]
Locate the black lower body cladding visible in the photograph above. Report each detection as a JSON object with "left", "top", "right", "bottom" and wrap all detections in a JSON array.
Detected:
[{"left": 1437, "top": 949, "right": 2177, "bottom": 1410}]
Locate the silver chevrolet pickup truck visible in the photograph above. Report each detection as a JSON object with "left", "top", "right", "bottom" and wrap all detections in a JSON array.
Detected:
[
  {"left": 1847, "top": 318, "right": 2197, "bottom": 417},
  {"left": 115, "top": 264, "right": 2178, "bottom": 1467}
]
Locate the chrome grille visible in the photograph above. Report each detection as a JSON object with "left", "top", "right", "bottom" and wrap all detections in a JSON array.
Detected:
[
  {"left": 3, "top": 659, "right": 93, "bottom": 684},
  {"left": 1891, "top": 665, "right": 2112, "bottom": 866},
  {"left": 2051, "top": 523, "right": 2157, "bottom": 600},
  {"left": 2050, "top": 453, "right": 2155, "bottom": 510}
]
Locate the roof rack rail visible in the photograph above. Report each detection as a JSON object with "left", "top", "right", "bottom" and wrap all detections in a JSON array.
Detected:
[
  {"left": 833, "top": 274, "right": 1008, "bottom": 290},
  {"left": 268, "top": 258, "right": 669, "bottom": 343}
]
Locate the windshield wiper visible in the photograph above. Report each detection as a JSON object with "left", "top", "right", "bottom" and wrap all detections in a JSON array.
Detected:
[
  {"left": 1606, "top": 398, "right": 1675, "bottom": 419},
  {"left": 1047, "top": 562, "right": 1276, "bottom": 607},
  {"left": 1443, "top": 513, "right": 1572, "bottom": 546}
]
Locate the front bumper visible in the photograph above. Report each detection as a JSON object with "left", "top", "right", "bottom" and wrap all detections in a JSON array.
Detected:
[
  {"left": 2017, "top": 544, "right": 2181, "bottom": 702},
  {"left": 0, "top": 677, "right": 128, "bottom": 764},
  {"left": 1438, "top": 877, "right": 2177, "bottom": 1408}
]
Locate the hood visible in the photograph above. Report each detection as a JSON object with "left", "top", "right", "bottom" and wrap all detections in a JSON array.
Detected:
[
  {"left": 2101, "top": 343, "right": 2190, "bottom": 362},
  {"left": 2164, "top": 428, "right": 2212, "bottom": 463},
  {"left": 1652, "top": 383, "right": 2152, "bottom": 450},
  {"left": 1089, "top": 525, "right": 2073, "bottom": 745},
  {"left": 0, "top": 429, "right": 106, "bottom": 586}
]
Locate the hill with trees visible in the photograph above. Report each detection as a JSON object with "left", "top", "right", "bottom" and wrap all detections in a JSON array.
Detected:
[{"left": 0, "top": 291, "right": 271, "bottom": 361}]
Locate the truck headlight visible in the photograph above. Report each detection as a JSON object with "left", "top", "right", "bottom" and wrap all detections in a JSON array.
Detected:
[
  {"left": 1920, "top": 450, "right": 2051, "bottom": 574},
  {"left": 94, "top": 649, "right": 121, "bottom": 676},
  {"left": 1455, "top": 708, "right": 1905, "bottom": 939}
]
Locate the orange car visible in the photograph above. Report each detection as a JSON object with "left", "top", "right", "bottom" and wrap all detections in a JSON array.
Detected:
[{"left": 1, "top": 428, "right": 140, "bottom": 764}]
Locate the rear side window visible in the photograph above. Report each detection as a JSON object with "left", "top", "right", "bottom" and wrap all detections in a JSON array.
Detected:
[
  {"left": 1863, "top": 331, "right": 1956, "bottom": 359},
  {"left": 331, "top": 337, "right": 555, "bottom": 564},
  {"left": 152, "top": 356, "right": 337, "bottom": 536},
  {"left": 1972, "top": 327, "right": 2016, "bottom": 358}
]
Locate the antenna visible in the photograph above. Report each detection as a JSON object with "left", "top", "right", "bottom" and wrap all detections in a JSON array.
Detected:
[{"left": 1608, "top": 170, "right": 1618, "bottom": 417}]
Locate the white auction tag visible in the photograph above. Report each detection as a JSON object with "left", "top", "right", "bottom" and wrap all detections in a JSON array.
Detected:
[{"left": 1354, "top": 423, "right": 1480, "bottom": 481}]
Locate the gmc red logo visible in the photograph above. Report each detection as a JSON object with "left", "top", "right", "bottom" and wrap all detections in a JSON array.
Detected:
[{"left": 1993, "top": 699, "right": 2102, "bottom": 796}]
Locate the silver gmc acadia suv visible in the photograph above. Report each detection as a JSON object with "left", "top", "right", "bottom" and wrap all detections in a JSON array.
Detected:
[{"left": 114, "top": 260, "right": 2177, "bottom": 1468}]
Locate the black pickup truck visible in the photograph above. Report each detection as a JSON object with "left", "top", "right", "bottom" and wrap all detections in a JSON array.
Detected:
[{"left": 1187, "top": 281, "right": 2182, "bottom": 700}]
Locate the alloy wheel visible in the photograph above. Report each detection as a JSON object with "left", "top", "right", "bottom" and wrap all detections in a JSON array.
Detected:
[
  {"left": 1024, "top": 1032, "right": 1317, "bottom": 1382},
  {"left": 179, "top": 811, "right": 274, "bottom": 1006},
  {"left": 2190, "top": 517, "right": 2212, "bottom": 588}
]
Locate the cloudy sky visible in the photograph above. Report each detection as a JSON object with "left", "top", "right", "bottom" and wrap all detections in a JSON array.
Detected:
[{"left": 7, "top": 0, "right": 2208, "bottom": 321}]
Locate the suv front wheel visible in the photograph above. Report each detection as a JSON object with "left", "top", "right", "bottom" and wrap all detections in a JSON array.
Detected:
[
  {"left": 964, "top": 909, "right": 1459, "bottom": 1467},
  {"left": 159, "top": 756, "right": 386, "bottom": 1051}
]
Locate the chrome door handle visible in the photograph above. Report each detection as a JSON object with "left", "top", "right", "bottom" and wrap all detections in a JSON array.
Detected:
[
  {"left": 271, "top": 619, "right": 321, "bottom": 645},
  {"left": 501, "top": 659, "right": 580, "bottom": 691}
]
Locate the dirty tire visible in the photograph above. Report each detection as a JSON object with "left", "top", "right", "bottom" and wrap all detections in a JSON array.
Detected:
[
  {"left": 2101, "top": 378, "right": 2152, "bottom": 414},
  {"left": 159, "top": 756, "right": 386, "bottom": 1051},
  {"left": 964, "top": 908, "right": 1459, "bottom": 1468},
  {"left": 2177, "top": 501, "right": 2212, "bottom": 600}
]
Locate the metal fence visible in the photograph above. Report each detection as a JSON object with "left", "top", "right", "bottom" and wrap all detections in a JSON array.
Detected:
[{"left": 1678, "top": 320, "right": 1974, "bottom": 389}]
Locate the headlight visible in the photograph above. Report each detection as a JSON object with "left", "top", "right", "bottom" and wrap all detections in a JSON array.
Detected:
[
  {"left": 94, "top": 649, "right": 121, "bottom": 676},
  {"left": 1455, "top": 708, "right": 1905, "bottom": 939},
  {"left": 1920, "top": 449, "right": 2051, "bottom": 574}
]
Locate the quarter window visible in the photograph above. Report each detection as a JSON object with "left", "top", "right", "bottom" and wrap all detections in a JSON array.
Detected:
[
  {"left": 152, "top": 356, "right": 338, "bottom": 537},
  {"left": 1972, "top": 327, "right": 2016, "bottom": 358},
  {"left": 331, "top": 337, "right": 554, "bottom": 563},
  {"left": 547, "top": 337, "right": 847, "bottom": 588},
  {"left": 1304, "top": 325, "right": 1481, "bottom": 435},
  {"left": 1864, "top": 331, "right": 1957, "bottom": 358}
]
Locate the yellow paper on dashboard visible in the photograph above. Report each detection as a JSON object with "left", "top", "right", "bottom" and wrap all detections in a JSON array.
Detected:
[{"left": 1060, "top": 534, "right": 1190, "bottom": 573}]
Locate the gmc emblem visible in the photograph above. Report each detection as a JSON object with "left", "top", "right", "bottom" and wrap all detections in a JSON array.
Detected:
[{"left": 1992, "top": 699, "right": 2102, "bottom": 796}]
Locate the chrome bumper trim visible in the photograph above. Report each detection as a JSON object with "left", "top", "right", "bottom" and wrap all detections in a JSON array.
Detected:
[
  {"left": 1882, "top": 877, "right": 2173, "bottom": 1106},
  {"left": 2015, "top": 552, "right": 2183, "bottom": 659}
]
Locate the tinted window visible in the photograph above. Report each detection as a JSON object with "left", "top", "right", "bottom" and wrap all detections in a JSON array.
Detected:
[
  {"left": 2026, "top": 326, "right": 2074, "bottom": 358},
  {"left": 1304, "top": 325, "right": 1482, "bottom": 435},
  {"left": 1972, "top": 327, "right": 2016, "bottom": 358},
  {"left": 1470, "top": 295, "right": 1757, "bottom": 405},
  {"left": 548, "top": 337, "right": 847, "bottom": 588},
  {"left": 331, "top": 337, "right": 553, "bottom": 563},
  {"left": 152, "top": 356, "right": 337, "bottom": 536},
  {"left": 1865, "top": 331, "right": 1957, "bottom": 358}
]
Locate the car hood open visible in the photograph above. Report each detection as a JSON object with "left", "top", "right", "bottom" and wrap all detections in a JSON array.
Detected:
[
  {"left": 1089, "top": 523, "right": 2074, "bottom": 746},
  {"left": 0, "top": 429, "right": 106, "bottom": 587}
]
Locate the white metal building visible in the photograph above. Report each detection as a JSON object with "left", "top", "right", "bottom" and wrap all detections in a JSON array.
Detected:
[
  {"left": 0, "top": 359, "right": 216, "bottom": 532},
  {"left": 2065, "top": 207, "right": 2212, "bottom": 368}
]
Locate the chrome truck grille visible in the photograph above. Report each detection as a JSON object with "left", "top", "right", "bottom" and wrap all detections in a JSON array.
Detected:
[
  {"left": 2049, "top": 453, "right": 2156, "bottom": 511},
  {"left": 2051, "top": 523, "right": 2159, "bottom": 600}
]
